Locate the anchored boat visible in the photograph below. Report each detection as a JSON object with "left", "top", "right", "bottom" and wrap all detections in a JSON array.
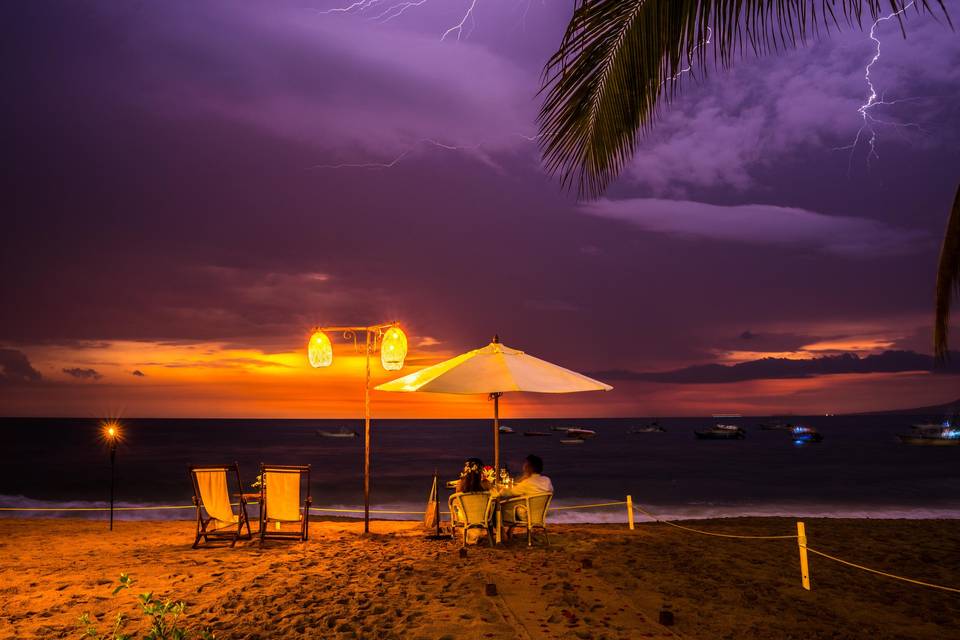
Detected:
[
  {"left": 758, "top": 420, "right": 795, "bottom": 431},
  {"left": 629, "top": 421, "right": 665, "bottom": 434},
  {"left": 694, "top": 424, "right": 746, "bottom": 440},
  {"left": 317, "top": 427, "right": 358, "bottom": 439},
  {"left": 897, "top": 420, "right": 960, "bottom": 446},
  {"left": 791, "top": 425, "right": 823, "bottom": 444}
]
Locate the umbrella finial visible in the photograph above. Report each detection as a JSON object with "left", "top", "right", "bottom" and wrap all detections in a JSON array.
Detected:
[{"left": 492, "top": 334, "right": 500, "bottom": 344}]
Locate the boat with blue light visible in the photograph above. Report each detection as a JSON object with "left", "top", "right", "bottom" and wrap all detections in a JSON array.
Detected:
[
  {"left": 791, "top": 425, "right": 823, "bottom": 445},
  {"left": 897, "top": 420, "right": 960, "bottom": 446}
]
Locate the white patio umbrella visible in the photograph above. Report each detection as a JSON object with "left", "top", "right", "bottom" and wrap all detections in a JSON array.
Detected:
[{"left": 375, "top": 336, "right": 612, "bottom": 472}]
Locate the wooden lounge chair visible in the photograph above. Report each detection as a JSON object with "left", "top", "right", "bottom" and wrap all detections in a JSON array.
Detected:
[
  {"left": 448, "top": 491, "right": 495, "bottom": 547},
  {"left": 188, "top": 463, "right": 252, "bottom": 548},
  {"left": 259, "top": 464, "right": 311, "bottom": 544},
  {"left": 500, "top": 492, "right": 553, "bottom": 547}
]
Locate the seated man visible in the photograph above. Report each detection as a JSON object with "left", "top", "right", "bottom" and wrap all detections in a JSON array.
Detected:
[{"left": 494, "top": 454, "right": 553, "bottom": 499}]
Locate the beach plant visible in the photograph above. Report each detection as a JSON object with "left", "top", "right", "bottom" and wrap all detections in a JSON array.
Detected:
[
  {"left": 537, "top": 1, "right": 957, "bottom": 354},
  {"left": 77, "top": 574, "right": 216, "bottom": 640}
]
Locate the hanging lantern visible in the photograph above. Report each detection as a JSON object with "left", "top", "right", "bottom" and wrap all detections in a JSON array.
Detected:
[
  {"left": 380, "top": 326, "right": 407, "bottom": 371},
  {"left": 308, "top": 330, "right": 333, "bottom": 368}
]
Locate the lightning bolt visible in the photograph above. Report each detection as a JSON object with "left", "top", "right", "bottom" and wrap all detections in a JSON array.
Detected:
[
  {"left": 316, "top": 0, "right": 383, "bottom": 15},
  {"left": 308, "top": 138, "right": 483, "bottom": 170},
  {"left": 660, "top": 27, "right": 713, "bottom": 90},
  {"left": 441, "top": 0, "right": 479, "bottom": 41},
  {"left": 318, "top": 0, "right": 482, "bottom": 37},
  {"left": 838, "top": 1, "right": 924, "bottom": 170},
  {"left": 308, "top": 133, "right": 543, "bottom": 170}
]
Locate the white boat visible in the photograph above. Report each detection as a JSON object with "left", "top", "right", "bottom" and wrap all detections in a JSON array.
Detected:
[
  {"left": 629, "top": 421, "right": 665, "bottom": 434},
  {"left": 694, "top": 423, "right": 746, "bottom": 440},
  {"left": 560, "top": 438, "right": 585, "bottom": 445},
  {"left": 317, "top": 427, "right": 358, "bottom": 439},
  {"left": 563, "top": 428, "right": 596, "bottom": 439},
  {"left": 498, "top": 425, "right": 515, "bottom": 434}
]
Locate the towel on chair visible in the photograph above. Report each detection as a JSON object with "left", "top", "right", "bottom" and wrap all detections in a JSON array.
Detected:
[
  {"left": 265, "top": 471, "right": 301, "bottom": 522},
  {"left": 195, "top": 470, "right": 236, "bottom": 525}
]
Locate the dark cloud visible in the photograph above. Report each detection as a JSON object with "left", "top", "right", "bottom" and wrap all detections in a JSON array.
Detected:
[
  {"left": 580, "top": 198, "right": 930, "bottom": 257},
  {"left": 131, "top": 369, "right": 145, "bottom": 377},
  {"left": 593, "top": 350, "right": 960, "bottom": 384},
  {"left": 0, "top": 349, "right": 42, "bottom": 385},
  {"left": 62, "top": 367, "right": 103, "bottom": 380}
]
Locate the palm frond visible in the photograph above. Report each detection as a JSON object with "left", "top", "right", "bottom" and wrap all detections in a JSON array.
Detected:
[
  {"left": 538, "top": 0, "right": 947, "bottom": 199},
  {"left": 934, "top": 183, "right": 960, "bottom": 361}
]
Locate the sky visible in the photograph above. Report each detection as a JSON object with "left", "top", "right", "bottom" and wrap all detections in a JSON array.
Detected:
[{"left": 3, "top": 0, "right": 960, "bottom": 418}]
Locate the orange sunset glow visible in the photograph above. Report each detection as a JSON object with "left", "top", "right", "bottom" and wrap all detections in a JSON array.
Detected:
[{"left": 2, "top": 335, "right": 958, "bottom": 418}]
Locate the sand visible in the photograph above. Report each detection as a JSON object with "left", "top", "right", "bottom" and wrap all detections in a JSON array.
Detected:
[{"left": 1, "top": 517, "right": 958, "bottom": 639}]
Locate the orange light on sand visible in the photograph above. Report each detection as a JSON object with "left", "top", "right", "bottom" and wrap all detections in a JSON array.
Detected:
[
  {"left": 380, "top": 326, "right": 407, "bottom": 371},
  {"left": 308, "top": 330, "right": 333, "bottom": 368}
]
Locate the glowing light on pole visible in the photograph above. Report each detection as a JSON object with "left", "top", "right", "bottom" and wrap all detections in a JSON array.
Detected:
[
  {"left": 102, "top": 421, "right": 121, "bottom": 531},
  {"left": 380, "top": 326, "right": 408, "bottom": 371},
  {"left": 308, "top": 330, "right": 333, "bottom": 368},
  {"left": 307, "top": 323, "right": 406, "bottom": 534}
]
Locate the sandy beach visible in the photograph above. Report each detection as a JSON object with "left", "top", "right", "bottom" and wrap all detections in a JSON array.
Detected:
[{"left": 2, "top": 517, "right": 958, "bottom": 639}]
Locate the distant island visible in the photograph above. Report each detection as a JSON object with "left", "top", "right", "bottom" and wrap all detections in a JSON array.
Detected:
[{"left": 854, "top": 397, "right": 960, "bottom": 416}]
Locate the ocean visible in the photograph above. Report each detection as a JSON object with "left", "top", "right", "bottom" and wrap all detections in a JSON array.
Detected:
[{"left": 3, "top": 415, "right": 959, "bottom": 522}]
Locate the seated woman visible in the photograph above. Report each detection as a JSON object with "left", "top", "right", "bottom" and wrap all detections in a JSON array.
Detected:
[
  {"left": 453, "top": 458, "right": 492, "bottom": 545},
  {"left": 457, "top": 458, "right": 486, "bottom": 493}
]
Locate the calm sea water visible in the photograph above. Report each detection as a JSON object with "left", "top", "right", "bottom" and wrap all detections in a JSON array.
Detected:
[{"left": 3, "top": 416, "right": 959, "bottom": 522}]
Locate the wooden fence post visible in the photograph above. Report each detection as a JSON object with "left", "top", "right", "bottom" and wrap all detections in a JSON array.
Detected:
[
  {"left": 797, "top": 521, "right": 811, "bottom": 590},
  {"left": 626, "top": 495, "right": 635, "bottom": 531}
]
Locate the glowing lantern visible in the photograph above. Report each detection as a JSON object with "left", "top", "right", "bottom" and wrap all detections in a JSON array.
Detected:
[
  {"left": 308, "top": 330, "right": 333, "bottom": 368},
  {"left": 380, "top": 326, "right": 407, "bottom": 371}
]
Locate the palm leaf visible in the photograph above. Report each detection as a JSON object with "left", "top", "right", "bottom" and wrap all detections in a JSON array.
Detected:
[
  {"left": 934, "top": 183, "right": 960, "bottom": 360},
  {"left": 538, "top": 0, "right": 947, "bottom": 199}
]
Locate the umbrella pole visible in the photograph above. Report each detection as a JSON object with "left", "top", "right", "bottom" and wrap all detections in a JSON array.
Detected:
[
  {"left": 493, "top": 392, "right": 501, "bottom": 475},
  {"left": 363, "top": 331, "right": 372, "bottom": 535}
]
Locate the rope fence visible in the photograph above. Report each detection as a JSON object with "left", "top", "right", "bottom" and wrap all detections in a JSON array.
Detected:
[
  {"left": 627, "top": 498, "right": 960, "bottom": 596},
  {"left": 631, "top": 503, "right": 798, "bottom": 540},
  {"left": 3, "top": 495, "right": 959, "bottom": 595},
  {"left": 804, "top": 546, "right": 960, "bottom": 595}
]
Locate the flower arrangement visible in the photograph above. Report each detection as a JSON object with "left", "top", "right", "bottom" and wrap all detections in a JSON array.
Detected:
[{"left": 481, "top": 465, "right": 496, "bottom": 484}]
